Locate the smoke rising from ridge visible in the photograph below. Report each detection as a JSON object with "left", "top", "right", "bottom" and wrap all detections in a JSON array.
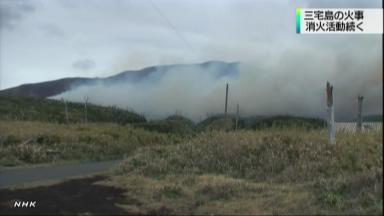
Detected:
[{"left": 54, "top": 35, "right": 382, "bottom": 122}]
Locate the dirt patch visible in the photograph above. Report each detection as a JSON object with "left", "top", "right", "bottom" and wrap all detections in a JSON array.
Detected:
[{"left": 0, "top": 175, "right": 130, "bottom": 215}]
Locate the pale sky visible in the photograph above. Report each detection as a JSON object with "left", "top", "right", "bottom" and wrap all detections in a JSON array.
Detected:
[{"left": 0, "top": 0, "right": 382, "bottom": 89}]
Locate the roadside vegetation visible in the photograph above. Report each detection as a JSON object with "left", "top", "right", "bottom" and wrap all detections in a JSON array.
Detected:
[
  {"left": 0, "top": 121, "right": 182, "bottom": 166},
  {"left": 108, "top": 130, "right": 382, "bottom": 215},
  {"left": 0, "top": 96, "right": 329, "bottom": 167}
]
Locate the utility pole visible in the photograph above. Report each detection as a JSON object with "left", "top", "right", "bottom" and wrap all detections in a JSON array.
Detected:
[
  {"left": 357, "top": 95, "right": 364, "bottom": 132},
  {"left": 61, "top": 98, "right": 69, "bottom": 124},
  {"left": 84, "top": 96, "right": 89, "bottom": 124},
  {"left": 326, "top": 82, "right": 335, "bottom": 144},
  {"left": 235, "top": 102, "right": 239, "bottom": 131},
  {"left": 225, "top": 83, "right": 229, "bottom": 118}
]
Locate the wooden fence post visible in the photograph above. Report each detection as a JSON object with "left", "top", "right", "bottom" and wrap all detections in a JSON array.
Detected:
[
  {"left": 84, "top": 96, "right": 89, "bottom": 124},
  {"left": 225, "top": 83, "right": 229, "bottom": 118},
  {"left": 357, "top": 95, "right": 364, "bottom": 132},
  {"left": 61, "top": 98, "right": 69, "bottom": 124},
  {"left": 326, "top": 82, "right": 335, "bottom": 144},
  {"left": 235, "top": 102, "right": 239, "bottom": 131}
]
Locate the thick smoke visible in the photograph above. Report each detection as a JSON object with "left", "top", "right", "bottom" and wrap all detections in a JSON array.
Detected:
[{"left": 54, "top": 35, "right": 382, "bottom": 122}]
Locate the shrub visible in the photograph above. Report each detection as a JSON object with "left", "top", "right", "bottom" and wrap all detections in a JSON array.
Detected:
[
  {"left": 134, "top": 115, "right": 195, "bottom": 136},
  {"left": 2, "top": 135, "right": 21, "bottom": 146}
]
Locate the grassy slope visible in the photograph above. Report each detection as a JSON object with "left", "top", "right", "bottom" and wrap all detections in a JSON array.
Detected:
[
  {"left": 107, "top": 129, "right": 383, "bottom": 215},
  {"left": 1, "top": 97, "right": 382, "bottom": 214},
  {"left": 0, "top": 96, "right": 146, "bottom": 124},
  {"left": 0, "top": 97, "right": 330, "bottom": 168},
  {"left": 0, "top": 121, "right": 183, "bottom": 166}
]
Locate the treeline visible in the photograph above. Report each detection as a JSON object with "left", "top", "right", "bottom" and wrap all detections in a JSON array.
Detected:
[
  {"left": 134, "top": 114, "right": 327, "bottom": 136},
  {"left": 0, "top": 96, "right": 327, "bottom": 135}
]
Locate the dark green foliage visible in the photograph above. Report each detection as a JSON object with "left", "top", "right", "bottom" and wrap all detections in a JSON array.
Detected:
[
  {"left": 363, "top": 115, "right": 383, "bottom": 122},
  {"left": 166, "top": 115, "right": 195, "bottom": 127},
  {"left": 197, "top": 114, "right": 326, "bottom": 131},
  {"left": 36, "top": 134, "right": 61, "bottom": 145},
  {"left": 319, "top": 191, "right": 344, "bottom": 208},
  {"left": 0, "top": 96, "right": 146, "bottom": 124},
  {"left": 134, "top": 115, "right": 195, "bottom": 137},
  {"left": 248, "top": 115, "right": 325, "bottom": 130},
  {"left": 314, "top": 169, "right": 383, "bottom": 213},
  {"left": 1, "top": 96, "right": 327, "bottom": 133},
  {"left": 136, "top": 114, "right": 325, "bottom": 135},
  {"left": 196, "top": 114, "right": 235, "bottom": 132},
  {"left": 2, "top": 135, "right": 21, "bottom": 146}
]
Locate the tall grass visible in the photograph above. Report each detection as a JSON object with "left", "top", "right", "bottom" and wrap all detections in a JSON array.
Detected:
[
  {"left": 113, "top": 129, "right": 382, "bottom": 214},
  {"left": 117, "top": 129, "right": 382, "bottom": 182},
  {"left": 0, "top": 121, "right": 183, "bottom": 166}
]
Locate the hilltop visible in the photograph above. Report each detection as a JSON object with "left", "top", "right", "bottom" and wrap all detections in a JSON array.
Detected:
[{"left": 0, "top": 61, "right": 238, "bottom": 98}]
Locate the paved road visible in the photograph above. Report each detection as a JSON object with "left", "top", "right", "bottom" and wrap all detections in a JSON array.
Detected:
[{"left": 0, "top": 160, "right": 122, "bottom": 188}]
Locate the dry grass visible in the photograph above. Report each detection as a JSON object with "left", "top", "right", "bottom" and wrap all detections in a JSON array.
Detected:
[
  {"left": 116, "top": 129, "right": 382, "bottom": 182},
  {"left": 0, "top": 121, "right": 183, "bottom": 166},
  {"left": 1, "top": 120, "right": 382, "bottom": 214},
  {"left": 100, "top": 174, "right": 316, "bottom": 215},
  {"left": 111, "top": 129, "right": 382, "bottom": 215}
]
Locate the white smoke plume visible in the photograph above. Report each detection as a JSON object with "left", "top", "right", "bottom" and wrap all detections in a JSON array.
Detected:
[{"left": 54, "top": 35, "right": 382, "bottom": 122}]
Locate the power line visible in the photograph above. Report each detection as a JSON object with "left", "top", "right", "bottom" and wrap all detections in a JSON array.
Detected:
[{"left": 148, "top": 0, "right": 195, "bottom": 55}]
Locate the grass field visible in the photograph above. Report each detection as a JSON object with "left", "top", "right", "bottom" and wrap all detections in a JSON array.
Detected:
[
  {"left": 105, "top": 129, "right": 382, "bottom": 215},
  {"left": 0, "top": 96, "right": 382, "bottom": 214},
  {"left": 0, "top": 121, "right": 183, "bottom": 166},
  {"left": 1, "top": 122, "right": 382, "bottom": 214}
]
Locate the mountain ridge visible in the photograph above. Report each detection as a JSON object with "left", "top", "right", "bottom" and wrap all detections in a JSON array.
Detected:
[{"left": 0, "top": 61, "right": 239, "bottom": 98}]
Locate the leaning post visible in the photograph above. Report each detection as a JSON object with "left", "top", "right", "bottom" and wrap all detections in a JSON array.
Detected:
[
  {"left": 357, "top": 95, "right": 364, "bottom": 132},
  {"left": 235, "top": 102, "right": 239, "bottom": 131},
  {"left": 84, "top": 96, "right": 89, "bottom": 124},
  {"left": 61, "top": 98, "right": 69, "bottom": 125},
  {"left": 224, "top": 83, "right": 229, "bottom": 118},
  {"left": 326, "top": 82, "right": 335, "bottom": 144}
]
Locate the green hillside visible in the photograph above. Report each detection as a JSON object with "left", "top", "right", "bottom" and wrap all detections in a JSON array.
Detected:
[
  {"left": 0, "top": 97, "right": 381, "bottom": 214},
  {"left": 0, "top": 96, "right": 146, "bottom": 124},
  {"left": 1, "top": 96, "right": 328, "bottom": 133}
]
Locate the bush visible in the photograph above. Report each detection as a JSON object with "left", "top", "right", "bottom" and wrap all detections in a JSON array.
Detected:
[
  {"left": 196, "top": 115, "right": 325, "bottom": 132},
  {"left": 249, "top": 115, "right": 325, "bottom": 130},
  {"left": 319, "top": 191, "right": 344, "bottom": 208},
  {"left": 134, "top": 115, "right": 195, "bottom": 137},
  {"left": 2, "top": 135, "right": 21, "bottom": 146}
]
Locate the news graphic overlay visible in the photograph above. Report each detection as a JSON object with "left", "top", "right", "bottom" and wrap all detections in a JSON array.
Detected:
[{"left": 296, "top": 8, "right": 383, "bottom": 34}]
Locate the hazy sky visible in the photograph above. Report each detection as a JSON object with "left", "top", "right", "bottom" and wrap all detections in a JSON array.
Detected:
[{"left": 0, "top": 0, "right": 381, "bottom": 90}]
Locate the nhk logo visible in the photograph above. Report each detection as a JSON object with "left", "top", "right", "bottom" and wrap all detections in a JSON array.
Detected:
[{"left": 13, "top": 200, "right": 37, "bottom": 208}]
